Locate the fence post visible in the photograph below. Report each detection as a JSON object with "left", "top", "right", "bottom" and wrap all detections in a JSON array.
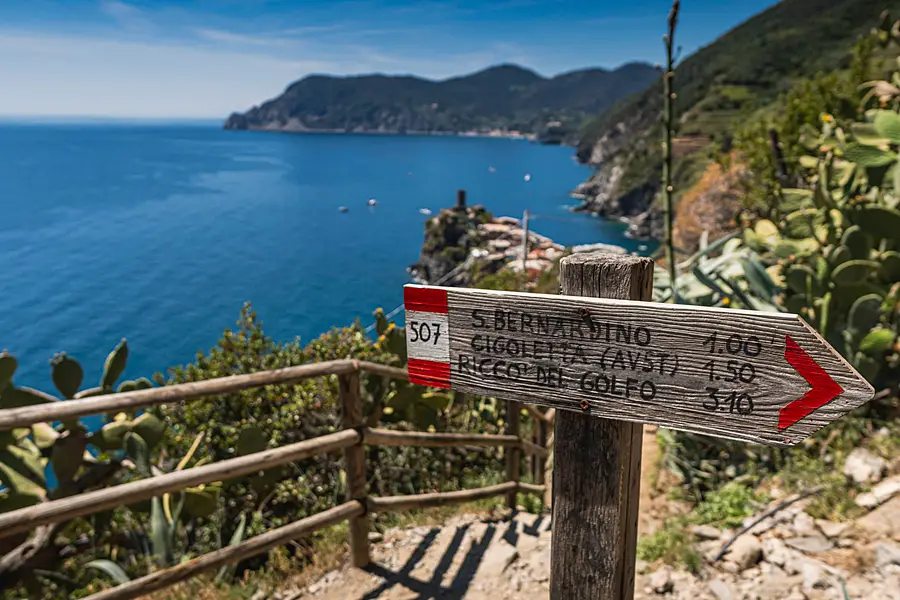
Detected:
[
  {"left": 535, "top": 416, "right": 547, "bottom": 488},
  {"left": 550, "top": 254, "right": 653, "bottom": 600},
  {"left": 505, "top": 400, "right": 521, "bottom": 510},
  {"left": 338, "top": 367, "right": 369, "bottom": 567}
]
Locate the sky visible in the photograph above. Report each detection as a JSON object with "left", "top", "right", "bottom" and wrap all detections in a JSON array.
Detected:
[{"left": 0, "top": 0, "right": 780, "bottom": 118}]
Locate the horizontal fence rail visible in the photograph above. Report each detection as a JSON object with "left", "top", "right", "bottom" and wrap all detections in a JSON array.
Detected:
[
  {"left": 85, "top": 501, "right": 366, "bottom": 600},
  {"left": 0, "top": 359, "right": 554, "bottom": 600},
  {"left": 368, "top": 481, "right": 521, "bottom": 513},
  {"left": 363, "top": 427, "right": 549, "bottom": 457},
  {"left": 0, "top": 429, "right": 362, "bottom": 540},
  {"left": 0, "top": 359, "right": 408, "bottom": 431}
]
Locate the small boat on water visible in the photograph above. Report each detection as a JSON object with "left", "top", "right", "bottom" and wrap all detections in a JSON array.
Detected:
[
  {"left": 339, "top": 206, "right": 349, "bottom": 213},
  {"left": 418, "top": 208, "right": 432, "bottom": 216},
  {"left": 367, "top": 198, "right": 377, "bottom": 206},
  {"left": 524, "top": 174, "right": 531, "bottom": 182},
  {"left": 488, "top": 166, "right": 496, "bottom": 173}
]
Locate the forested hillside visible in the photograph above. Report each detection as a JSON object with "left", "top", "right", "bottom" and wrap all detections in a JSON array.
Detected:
[
  {"left": 224, "top": 63, "right": 657, "bottom": 141},
  {"left": 574, "top": 0, "right": 900, "bottom": 235}
]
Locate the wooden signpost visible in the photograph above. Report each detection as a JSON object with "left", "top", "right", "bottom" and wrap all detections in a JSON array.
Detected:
[
  {"left": 403, "top": 253, "right": 875, "bottom": 599},
  {"left": 403, "top": 272, "right": 873, "bottom": 447}
]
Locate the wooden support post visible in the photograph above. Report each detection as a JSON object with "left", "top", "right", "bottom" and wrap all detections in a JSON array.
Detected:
[
  {"left": 505, "top": 400, "right": 521, "bottom": 510},
  {"left": 550, "top": 253, "right": 654, "bottom": 600},
  {"left": 536, "top": 417, "right": 547, "bottom": 488},
  {"left": 338, "top": 369, "right": 369, "bottom": 567}
]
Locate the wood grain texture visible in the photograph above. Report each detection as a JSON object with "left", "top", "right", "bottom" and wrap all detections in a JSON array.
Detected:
[
  {"left": 0, "top": 360, "right": 408, "bottom": 431},
  {"left": 406, "top": 310, "right": 451, "bottom": 362},
  {"left": 364, "top": 427, "right": 519, "bottom": 448},
  {"left": 550, "top": 253, "right": 650, "bottom": 600},
  {"left": 363, "top": 427, "right": 547, "bottom": 457},
  {"left": 83, "top": 501, "right": 364, "bottom": 600},
  {"left": 518, "top": 437, "right": 550, "bottom": 458},
  {"left": 516, "top": 482, "right": 546, "bottom": 496},
  {"left": 367, "top": 481, "right": 517, "bottom": 512},
  {"left": 339, "top": 370, "right": 370, "bottom": 568},
  {"left": 403, "top": 274, "right": 873, "bottom": 445},
  {"left": 0, "top": 428, "right": 360, "bottom": 540},
  {"left": 358, "top": 362, "right": 410, "bottom": 381},
  {"left": 535, "top": 417, "right": 548, "bottom": 487},
  {"left": 506, "top": 400, "right": 521, "bottom": 509}
]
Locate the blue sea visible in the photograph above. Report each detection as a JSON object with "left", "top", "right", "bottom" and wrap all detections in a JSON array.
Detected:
[{"left": 0, "top": 121, "right": 644, "bottom": 393}]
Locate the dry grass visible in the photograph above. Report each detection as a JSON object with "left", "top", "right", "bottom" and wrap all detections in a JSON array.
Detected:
[{"left": 673, "top": 157, "right": 746, "bottom": 254}]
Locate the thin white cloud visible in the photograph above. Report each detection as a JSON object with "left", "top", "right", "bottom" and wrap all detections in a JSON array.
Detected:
[
  {"left": 0, "top": 27, "right": 534, "bottom": 117},
  {"left": 193, "top": 27, "right": 296, "bottom": 48},
  {"left": 0, "top": 30, "right": 331, "bottom": 117},
  {"left": 98, "top": 0, "right": 156, "bottom": 34}
]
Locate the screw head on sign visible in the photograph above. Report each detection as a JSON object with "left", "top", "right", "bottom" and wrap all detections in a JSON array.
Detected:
[{"left": 580, "top": 400, "right": 589, "bottom": 411}]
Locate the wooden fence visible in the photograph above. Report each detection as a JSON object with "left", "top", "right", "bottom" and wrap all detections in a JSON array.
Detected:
[{"left": 0, "top": 358, "right": 555, "bottom": 600}]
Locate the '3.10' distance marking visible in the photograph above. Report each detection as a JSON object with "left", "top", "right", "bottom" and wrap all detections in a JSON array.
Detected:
[{"left": 407, "top": 321, "right": 442, "bottom": 345}]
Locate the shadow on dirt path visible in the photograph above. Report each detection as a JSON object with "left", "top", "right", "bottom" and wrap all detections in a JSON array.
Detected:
[{"left": 310, "top": 512, "right": 552, "bottom": 599}]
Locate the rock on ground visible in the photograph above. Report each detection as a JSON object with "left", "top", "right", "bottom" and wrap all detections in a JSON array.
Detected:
[
  {"left": 843, "top": 448, "right": 887, "bottom": 484},
  {"left": 857, "top": 475, "right": 900, "bottom": 509},
  {"left": 273, "top": 468, "right": 900, "bottom": 600},
  {"left": 723, "top": 535, "right": 762, "bottom": 571}
]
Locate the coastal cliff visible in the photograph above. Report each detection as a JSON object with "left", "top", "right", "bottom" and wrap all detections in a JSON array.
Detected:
[{"left": 570, "top": 0, "right": 895, "bottom": 243}]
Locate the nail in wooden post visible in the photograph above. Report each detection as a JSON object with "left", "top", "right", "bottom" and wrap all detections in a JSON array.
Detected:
[
  {"left": 338, "top": 369, "right": 369, "bottom": 567},
  {"left": 550, "top": 253, "right": 653, "bottom": 600},
  {"left": 505, "top": 400, "right": 521, "bottom": 509}
]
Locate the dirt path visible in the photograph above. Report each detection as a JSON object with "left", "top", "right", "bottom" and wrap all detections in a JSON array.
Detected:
[
  {"left": 265, "top": 434, "right": 900, "bottom": 600},
  {"left": 304, "top": 512, "right": 551, "bottom": 600},
  {"left": 275, "top": 493, "right": 900, "bottom": 600},
  {"left": 265, "top": 427, "right": 680, "bottom": 600}
]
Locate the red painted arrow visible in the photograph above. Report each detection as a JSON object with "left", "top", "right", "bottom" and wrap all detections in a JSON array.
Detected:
[{"left": 779, "top": 335, "right": 844, "bottom": 430}]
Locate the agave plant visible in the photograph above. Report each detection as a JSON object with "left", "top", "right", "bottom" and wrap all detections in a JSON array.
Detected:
[{"left": 652, "top": 231, "right": 783, "bottom": 312}]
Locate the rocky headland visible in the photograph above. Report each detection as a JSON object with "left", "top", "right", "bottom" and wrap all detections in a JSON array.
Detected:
[{"left": 408, "top": 191, "right": 627, "bottom": 288}]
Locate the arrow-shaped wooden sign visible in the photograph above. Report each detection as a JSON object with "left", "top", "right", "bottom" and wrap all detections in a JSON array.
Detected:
[{"left": 403, "top": 284, "right": 874, "bottom": 446}]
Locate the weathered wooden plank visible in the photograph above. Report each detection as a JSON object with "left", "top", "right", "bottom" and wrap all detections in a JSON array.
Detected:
[
  {"left": 506, "top": 400, "right": 521, "bottom": 509},
  {"left": 550, "top": 253, "right": 650, "bottom": 600},
  {"left": 516, "top": 482, "right": 545, "bottom": 496},
  {"left": 83, "top": 501, "right": 364, "bottom": 600},
  {"left": 364, "top": 427, "right": 520, "bottom": 448},
  {"left": 367, "top": 481, "right": 517, "bottom": 512},
  {"left": 363, "top": 427, "right": 547, "bottom": 457},
  {"left": 519, "top": 437, "right": 549, "bottom": 458},
  {"left": 339, "top": 371, "right": 369, "bottom": 568},
  {"left": 535, "top": 417, "right": 547, "bottom": 487},
  {"left": 402, "top": 277, "right": 874, "bottom": 446},
  {"left": 0, "top": 429, "right": 360, "bottom": 540},
  {"left": 0, "top": 360, "right": 407, "bottom": 431}
]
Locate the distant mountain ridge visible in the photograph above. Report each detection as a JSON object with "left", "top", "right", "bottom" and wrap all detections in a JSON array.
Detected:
[{"left": 223, "top": 62, "right": 658, "bottom": 141}]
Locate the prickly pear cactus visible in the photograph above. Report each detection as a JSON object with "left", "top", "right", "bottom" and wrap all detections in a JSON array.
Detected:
[
  {"left": 51, "top": 352, "right": 83, "bottom": 399},
  {"left": 747, "top": 103, "right": 900, "bottom": 388},
  {"left": 0, "top": 342, "right": 172, "bottom": 516},
  {"left": 101, "top": 339, "right": 129, "bottom": 390}
]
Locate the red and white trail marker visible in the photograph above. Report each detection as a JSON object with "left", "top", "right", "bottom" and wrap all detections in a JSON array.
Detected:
[{"left": 403, "top": 284, "right": 874, "bottom": 446}]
